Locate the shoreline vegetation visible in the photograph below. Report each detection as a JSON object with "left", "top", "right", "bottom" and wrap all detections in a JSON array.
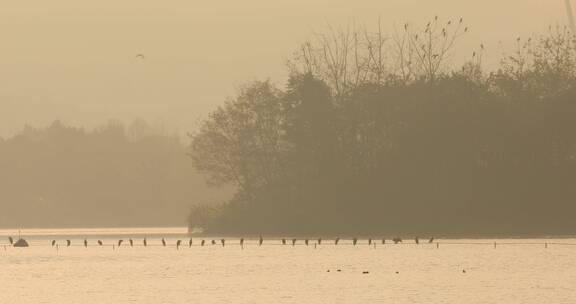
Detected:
[{"left": 188, "top": 18, "right": 576, "bottom": 235}]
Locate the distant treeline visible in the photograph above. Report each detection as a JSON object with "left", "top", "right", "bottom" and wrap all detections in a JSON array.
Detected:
[
  {"left": 188, "top": 20, "right": 576, "bottom": 236},
  {"left": 0, "top": 119, "right": 227, "bottom": 228}
]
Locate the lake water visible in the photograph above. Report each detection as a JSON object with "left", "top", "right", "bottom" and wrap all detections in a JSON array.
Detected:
[{"left": 1, "top": 228, "right": 575, "bottom": 304}]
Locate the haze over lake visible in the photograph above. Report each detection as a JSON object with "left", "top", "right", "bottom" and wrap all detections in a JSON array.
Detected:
[{"left": 1, "top": 228, "right": 576, "bottom": 304}]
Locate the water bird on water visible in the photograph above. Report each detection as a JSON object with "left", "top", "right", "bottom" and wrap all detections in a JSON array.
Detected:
[
  {"left": 51, "top": 240, "right": 56, "bottom": 247},
  {"left": 368, "top": 238, "right": 372, "bottom": 246},
  {"left": 305, "top": 239, "right": 309, "bottom": 246},
  {"left": 118, "top": 240, "right": 123, "bottom": 247},
  {"left": 292, "top": 238, "right": 297, "bottom": 246},
  {"left": 335, "top": 238, "right": 340, "bottom": 245},
  {"left": 415, "top": 237, "right": 419, "bottom": 245},
  {"left": 67, "top": 240, "right": 71, "bottom": 247},
  {"left": 211, "top": 240, "right": 216, "bottom": 245},
  {"left": 281, "top": 238, "right": 286, "bottom": 245},
  {"left": 240, "top": 238, "right": 244, "bottom": 247},
  {"left": 129, "top": 239, "right": 133, "bottom": 247},
  {"left": 84, "top": 239, "right": 88, "bottom": 248},
  {"left": 428, "top": 237, "right": 434, "bottom": 243},
  {"left": 201, "top": 240, "right": 205, "bottom": 246},
  {"left": 8, "top": 237, "right": 13, "bottom": 245},
  {"left": 176, "top": 240, "right": 182, "bottom": 249},
  {"left": 259, "top": 236, "right": 263, "bottom": 246},
  {"left": 143, "top": 238, "right": 147, "bottom": 247},
  {"left": 98, "top": 240, "right": 103, "bottom": 246},
  {"left": 189, "top": 239, "right": 193, "bottom": 247},
  {"left": 382, "top": 239, "right": 385, "bottom": 244},
  {"left": 353, "top": 238, "right": 358, "bottom": 246},
  {"left": 393, "top": 238, "right": 402, "bottom": 244},
  {"left": 162, "top": 238, "right": 166, "bottom": 247},
  {"left": 221, "top": 239, "right": 225, "bottom": 247}
]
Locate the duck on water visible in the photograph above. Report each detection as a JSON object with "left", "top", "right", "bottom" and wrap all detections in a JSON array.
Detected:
[{"left": 9, "top": 230, "right": 29, "bottom": 247}]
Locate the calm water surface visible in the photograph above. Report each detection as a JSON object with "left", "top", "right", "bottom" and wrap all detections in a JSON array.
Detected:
[{"left": 1, "top": 228, "right": 575, "bottom": 304}]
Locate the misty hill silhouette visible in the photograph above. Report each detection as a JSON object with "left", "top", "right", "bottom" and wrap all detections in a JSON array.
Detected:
[{"left": 0, "top": 119, "right": 229, "bottom": 228}]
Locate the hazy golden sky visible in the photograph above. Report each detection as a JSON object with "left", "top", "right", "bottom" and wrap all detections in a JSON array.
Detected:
[{"left": 0, "top": 0, "right": 569, "bottom": 137}]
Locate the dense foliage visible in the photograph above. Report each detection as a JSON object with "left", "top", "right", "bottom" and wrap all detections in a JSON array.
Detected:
[{"left": 188, "top": 22, "right": 576, "bottom": 236}]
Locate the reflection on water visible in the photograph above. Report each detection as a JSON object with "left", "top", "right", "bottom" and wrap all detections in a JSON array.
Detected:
[{"left": 1, "top": 228, "right": 575, "bottom": 304}]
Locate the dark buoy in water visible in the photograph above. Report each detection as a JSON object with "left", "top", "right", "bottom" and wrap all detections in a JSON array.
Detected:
[
  {"left": 462, "top": 269, "right": 466, "bottom": 274},
  {"left": 14, "top": 238, "right": 29, "bottom": 247}
]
